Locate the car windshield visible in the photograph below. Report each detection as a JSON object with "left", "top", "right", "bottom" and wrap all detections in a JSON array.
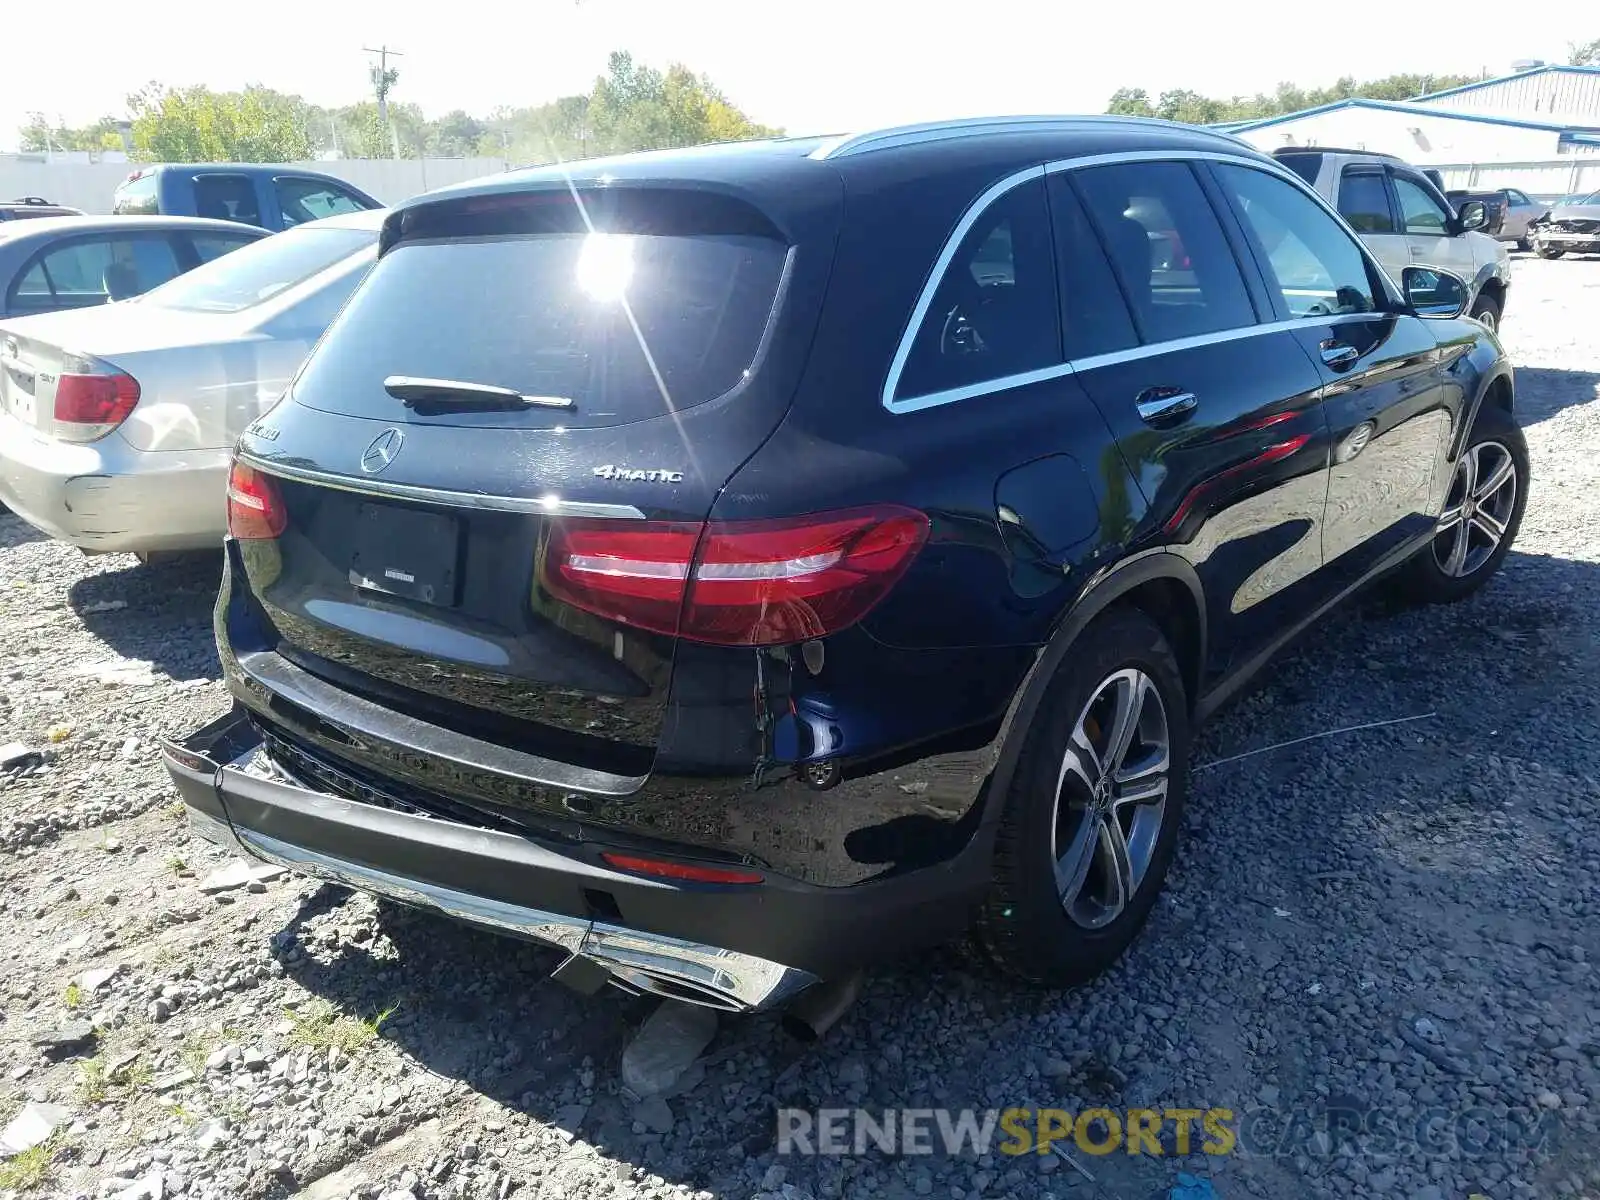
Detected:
[{"left": 140, "top": 225, "right": 376, "bottom": 313}]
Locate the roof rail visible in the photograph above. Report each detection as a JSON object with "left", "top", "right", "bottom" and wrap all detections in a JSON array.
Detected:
[
  {"left": 809, "top": 114, "right": 1204, "bottom": 160},
  {"left": 1273, "top": 145, "right": 1404, "bottom": 159}
]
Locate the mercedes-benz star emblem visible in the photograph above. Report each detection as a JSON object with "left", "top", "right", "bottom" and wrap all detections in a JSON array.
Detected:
[{"left": 360, "top": 428, "right": 404, "bottom": 475}]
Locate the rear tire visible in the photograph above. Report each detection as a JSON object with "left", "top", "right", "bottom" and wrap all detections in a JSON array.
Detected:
[
  {"left": 1394, "top": 403, "right": 1527, "bottom": 606},
  {"left": 975, "top": 608, "right": 1189, "bottom": 987}
]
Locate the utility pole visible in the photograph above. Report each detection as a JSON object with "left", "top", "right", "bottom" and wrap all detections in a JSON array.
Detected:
[{"left": 363, "top": 44, "right": 404, "bottom": 160}]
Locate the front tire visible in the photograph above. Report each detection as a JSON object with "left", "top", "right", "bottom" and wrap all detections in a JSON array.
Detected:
[
  {"left": 1469, "top": 292, "right": 1501, "bottom": 334},
  {"left": 1396, "top": 403, "right": 1527, "bottom": 605},
  {"left": 975, "top": 608, "right": 1189, "bottom": 987}
]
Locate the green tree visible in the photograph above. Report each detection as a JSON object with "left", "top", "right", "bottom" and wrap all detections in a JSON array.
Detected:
[
  {"left": 19, "top": 113, "right": 124, "bottom": 154},
  {"left": 1106, "top": 88, "right": 1156, "bottom": 117},
  {"left": 1571, "top": 38, "right": 1600, "bottom": 66},
  {"left": 1106, "top": 70, "right": 1482, "bottom": 125},
  {"left": 428, "top": 110, "right": 486, "bottom": 157},
  {"left": 586, "top": 50, "right": 778, "bottom": 156},
  {"left": 127, "top": 84, "right": 314, "bottom": 162}
]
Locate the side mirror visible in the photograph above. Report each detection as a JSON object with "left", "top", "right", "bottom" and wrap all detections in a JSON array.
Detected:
[
  {"left": 1402, "top": 266, "right": 1470, "bottom": 320},
  {"left": 1458, "top": 200, "right": 1488, "bottom": 232}
]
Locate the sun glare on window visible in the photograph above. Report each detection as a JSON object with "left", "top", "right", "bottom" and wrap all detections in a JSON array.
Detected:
[{"left": 576, "top": 233, "right": 636, "bottom": 302}]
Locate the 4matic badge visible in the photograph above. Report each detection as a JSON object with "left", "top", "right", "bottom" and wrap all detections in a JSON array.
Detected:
[{"left": 592, "top": 465, "right": 684, "bottom": 484}]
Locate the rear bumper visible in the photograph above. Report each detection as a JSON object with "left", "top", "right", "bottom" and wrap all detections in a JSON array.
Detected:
[
  {"left": 0, "top": 414, "right": 227, "bottom": 553},
  {"left": 162, "top": 706, "right": 986, "bottom": 1007}
]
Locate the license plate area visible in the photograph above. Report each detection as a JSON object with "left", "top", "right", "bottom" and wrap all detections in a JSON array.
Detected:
[
  {"left": 349, "top": 502, "right": 461, "bottom": 607},
  {"left": 1, "top": 355, "right": 37, "bottom": 424}
]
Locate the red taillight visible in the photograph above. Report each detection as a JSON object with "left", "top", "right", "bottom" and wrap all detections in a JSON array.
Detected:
[
  {"left": 600, "top": 852, "right": 764, "bottom": 885},
  {"left": 52, "top": 372, "right": 140, "bottom": 442},
  {"left": 544, "top": 505, "right": 929, "bottom": 647},
  {"left": 226, "top": 462, "right": 287, "bottom": 540}
]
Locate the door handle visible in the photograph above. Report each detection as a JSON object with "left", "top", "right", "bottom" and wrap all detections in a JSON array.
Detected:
[
  {"left": 1320, "top": 340, "right": 1360, "bottom": 370},
  {"left": 1135, "top": 388, "right": 1198, "bottom": 425}
]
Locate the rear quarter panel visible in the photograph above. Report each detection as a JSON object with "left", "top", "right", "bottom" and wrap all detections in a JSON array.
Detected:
[{"left": 116, "top": 334, "right": 313, "bottom": 452}]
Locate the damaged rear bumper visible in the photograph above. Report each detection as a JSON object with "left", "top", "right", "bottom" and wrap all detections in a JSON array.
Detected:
[
  {"left": 161, "top": 704, "right": 982, "bottom": 1012},
  {"left": 161, "top": 709, "right": 820, "bottom": 1012}
]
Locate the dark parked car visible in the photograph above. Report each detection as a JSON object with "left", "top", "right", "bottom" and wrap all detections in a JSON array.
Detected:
[
  {"left": 0, "top": 196, "right": 85, "bottom": 221},
  {"left": 163, "top": 117, "right": 1526, "bottom": 1024},
  {"left": 0, "top": 215, "right": 266, "bottom": 318},
  {"left": 112, "top": 165, "right": 381, "bottom": 231}
]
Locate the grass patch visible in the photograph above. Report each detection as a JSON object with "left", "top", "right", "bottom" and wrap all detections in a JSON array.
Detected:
[
  {"left": 167, "top": 856, "right": 187, "bottom": 874},
  {"left": 284, "top": 999, "right": 397, "bottom": 1055},
  {"left": 62, "top": 981, "right": 83, "bottom": 1010},
  {"left": 76, "top": 1057, "right": 109, "bottom": 1104},
  {"left": 0, "top": 1142, "right": 55, "bottom": 1190}
]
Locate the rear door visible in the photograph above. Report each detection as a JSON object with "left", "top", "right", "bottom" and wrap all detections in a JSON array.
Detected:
[
  {"left": 1059, "top": 158, "right": 1333, "bottom": 687},
  {"left": 1211, "top": 161, "right": 1452, "bottom": 583},
  {"left": 1336, "top": 165, "right": 1410, "bottom": 283},
  {"left": 192, "top": 173, "right": 263, "bottom": 227},
  {"left": 233, "top": 184, "right": 836, "bottom": 778}
]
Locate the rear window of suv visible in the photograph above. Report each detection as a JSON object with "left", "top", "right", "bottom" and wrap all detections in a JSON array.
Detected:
[{"left": 291, "top": 189, "right": 790, "bottom": 430}]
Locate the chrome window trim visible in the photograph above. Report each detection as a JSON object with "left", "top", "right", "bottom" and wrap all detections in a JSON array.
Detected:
[
  {"left": 237, "top": 451, "right": 646, "bottom": 520},
  {"left": 883, "top": 149, "right": 1403, "bottom": 416},
  {"left": 881, "top": 165, "right": 1045, "bottom": 415}
]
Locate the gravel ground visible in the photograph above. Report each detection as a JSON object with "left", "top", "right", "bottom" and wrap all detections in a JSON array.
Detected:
[{"left": 3, "top": 256, "right": 1600, "bottom": 1200}]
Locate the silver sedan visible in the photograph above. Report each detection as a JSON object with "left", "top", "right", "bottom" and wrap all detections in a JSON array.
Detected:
[{"left": 0, "top": 210, "right": 383, "bottom": 559}]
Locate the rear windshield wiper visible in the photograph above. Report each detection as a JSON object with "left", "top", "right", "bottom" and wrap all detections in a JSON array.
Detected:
[{"left": 383, "top": 375, "right": 575, "bottom": 413}]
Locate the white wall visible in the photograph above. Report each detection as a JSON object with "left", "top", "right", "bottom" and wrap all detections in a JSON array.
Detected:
[
  {"left": 0, "top": 157, "right": 512, "bottom": 214},
  {"left": 1231, "top": 108, "right": 1577, "bottom": 165},
  {"left": 1432, "top": 161, "right": 1600, "bottom": 200}
]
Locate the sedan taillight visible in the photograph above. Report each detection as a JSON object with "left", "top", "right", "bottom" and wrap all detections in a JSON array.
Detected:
[
  {"left": 544, "top": 506, "right": 930, "bottom": 646},
  {"left": 52, "top": 360, "right": 140, "bottom": 443}
]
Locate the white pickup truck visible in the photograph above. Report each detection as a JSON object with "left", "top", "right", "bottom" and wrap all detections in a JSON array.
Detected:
[{"left": 1273, "top": 147, "right": 1513, "bottom": 332}]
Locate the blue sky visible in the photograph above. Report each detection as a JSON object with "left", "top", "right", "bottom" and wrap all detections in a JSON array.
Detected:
[{"left": 0, "top": 0, "right": 1564, "bottom": 151}]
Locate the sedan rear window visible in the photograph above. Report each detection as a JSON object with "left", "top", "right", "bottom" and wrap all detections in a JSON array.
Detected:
[
  {"left": 141, "top": 226, "right": 375, "bottom": 313},
  {"left": 290, "top": 218, "right": 789, "bottom": 429}
]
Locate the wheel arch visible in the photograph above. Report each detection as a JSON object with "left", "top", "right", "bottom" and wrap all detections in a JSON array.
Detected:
[
  {"left": 978, "top": 553, "right": 1206, "bottom": 828},
  {"left": 1452, "top": 359, "right": 1516, "bottom": 460}
]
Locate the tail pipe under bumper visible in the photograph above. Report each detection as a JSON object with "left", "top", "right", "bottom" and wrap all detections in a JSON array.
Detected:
[{"left": 159, "top": 709, "right": 818, "bottom": 1015}]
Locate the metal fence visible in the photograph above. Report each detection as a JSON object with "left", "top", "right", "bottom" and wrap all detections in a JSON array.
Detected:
[
  {"left": 0, "top": 157, "right": 513, "bottom": 214},
  {"left": 1431, "top": 159, "right": 1600, "bottom": 201}
]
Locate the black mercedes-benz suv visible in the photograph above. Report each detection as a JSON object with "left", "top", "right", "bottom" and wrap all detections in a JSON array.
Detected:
[{"left": 164, "top": 116, "right": 1525, "bottom": 1021}]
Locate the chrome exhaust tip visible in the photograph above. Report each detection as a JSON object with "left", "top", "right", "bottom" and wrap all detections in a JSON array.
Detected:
[{"left": 780, "top": 972, "right": 863, "bottom": 1042}]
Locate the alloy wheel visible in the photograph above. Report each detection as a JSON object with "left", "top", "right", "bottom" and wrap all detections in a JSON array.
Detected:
[
  {"left": 1049, "top": 668, "right": 1171, "bottom": 930},
  {"left": 1432, "top": 440, "right": 1517, "bottom": 578},
  {"left": 1474, "top": 306, "right": 1498, "bottom": 334}
]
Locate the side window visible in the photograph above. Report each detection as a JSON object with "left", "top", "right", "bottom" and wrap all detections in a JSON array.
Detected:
[
  {"left": 1073, "top": 160, "right": 1256, "bottom": 344},
  {"left": 1392, "top": 175, "right": 1451, "bottom": 235},
  {"left": 1046, "top": 176, "right": 1138, "bottom": 360},
  {"left": 894, "top": 176, "right": 1060, "bottom": 402},
  {"left": 1338, "top": 170, "right": 1396, "bottom": 234},
  {"left": 193, "top": 175, "right": 262, "bottom": 225},
  {"left": 188, "top": 233, "right": 260, "bottom": 264},
  {"left": 33, "top": 238, "right": 182, "bottom": 303},
  {"left": 1215, "top": 165, "right": 1380, "bottom": 319},
  {"left": 276, "top": 178, "right": 367, "bottom": 227},
  {"left": 14, "top": 263, "right": 52, "bottom": 296},
  {"left": 1506, "top": 189, "right": 1532, "bottom": 207}
]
